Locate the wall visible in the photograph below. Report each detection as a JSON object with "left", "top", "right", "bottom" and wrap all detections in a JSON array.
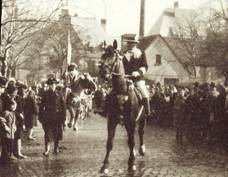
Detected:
[{"left": 144, "top": 36, "right": 190, "bottom": 85}]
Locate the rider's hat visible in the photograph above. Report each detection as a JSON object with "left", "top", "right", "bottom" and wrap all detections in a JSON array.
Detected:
[
  {"left": 46, "top": 77, "right": 59, "bottom": 85},
  {"left": 68, "top": 63, "right": 78, "bottom": 72},
  {"left": 125, "top": 39, "right": 139, "bottom": 44}
]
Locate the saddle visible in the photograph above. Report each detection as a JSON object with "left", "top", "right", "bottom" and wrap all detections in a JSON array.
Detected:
[{"left": 126, "top": 80, "right": 143, "bottom": 103}]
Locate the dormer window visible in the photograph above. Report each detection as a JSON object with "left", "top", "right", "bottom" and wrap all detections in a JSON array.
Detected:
[{"left": 155, "top": 54, "right": 162, "bottom": 65}]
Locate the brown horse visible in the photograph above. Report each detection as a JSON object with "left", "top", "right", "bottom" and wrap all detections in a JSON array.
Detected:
[{"left": 99, "top": 43, "right": 147, "bottom": 173}]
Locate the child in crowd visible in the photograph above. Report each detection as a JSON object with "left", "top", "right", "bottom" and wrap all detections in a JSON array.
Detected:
[{"left": 0, "top": 99, "right": 17, "bottom": 161}]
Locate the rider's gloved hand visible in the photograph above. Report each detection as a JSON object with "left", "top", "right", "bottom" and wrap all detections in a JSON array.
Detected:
[{"left": 132, "top": 71, "right": 140, "bottom": 78}]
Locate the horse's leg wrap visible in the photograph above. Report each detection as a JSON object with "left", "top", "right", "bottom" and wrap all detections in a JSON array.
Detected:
[{"left": 138, "top": 119, "right": 146, "bottom": 156}]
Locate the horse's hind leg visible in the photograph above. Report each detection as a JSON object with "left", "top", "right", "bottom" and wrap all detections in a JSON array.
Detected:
[
  {"left": 100, "top": 117, "right": 118, "bottom": 174},
  {"left": 138, "top": 119, "right": 146, "bottom": 156},
  {"left": 67, "top": 107, "right": 75, "bottom": 128},
  {"left": 125, "top": 122, "right": 136, "bottom": 171}
]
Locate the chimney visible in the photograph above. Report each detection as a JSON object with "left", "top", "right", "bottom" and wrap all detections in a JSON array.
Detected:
[
  {"left": 59, "top": 0, "right": 71, "bottom": 26},
  {"left": 174, "top": 1, "right": 179, "bottom": 9},
  {"left": 101, "top": 18, "right": 106, "bottom": 32},
  {"left": 139, "top": 0, "right": 145, "bottom": 38}
]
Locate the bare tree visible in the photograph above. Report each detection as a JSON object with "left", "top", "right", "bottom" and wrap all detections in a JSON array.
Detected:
[
  {"left": 1, "top": 0, "right": 62, "bottom": 77},
  {"left": 171, "top": 10, "right": 205, "bottom": 78},
  {"left": 172, "top": 0, "right": 228, "bottom": 80},
  {"left": 23, "top": 19, "right": 90, "bottom": 82},
  {"left": 203, "top": 0, "right": 228, "bottom": 82}
]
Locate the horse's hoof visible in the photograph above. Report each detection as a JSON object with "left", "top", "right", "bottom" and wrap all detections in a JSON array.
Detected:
[
  {"left": 73, "top": 127, "right": 78, "bottom": 132},
  {"left": 100, "top": 166, "right": 109, "bottom": 174},
  {"left": 139, "top": 144, "right": 146, "bottom": 156},
  {"left": 43, "top": 151, "right": 49, "bottom": 156},
  {"left": 68, "top": 123, "right": 72, "bottom": 128},
  {"left": 128, "top": 165, "right": 136, "bottom": 172}
]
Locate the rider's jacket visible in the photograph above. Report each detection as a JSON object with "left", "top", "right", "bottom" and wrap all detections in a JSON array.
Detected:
[
  {"left": 122, "top": 46, "right": 148, "bottom": 82},
  {"left": 64, "top": 72, "right": 79, "bottom": 89}
]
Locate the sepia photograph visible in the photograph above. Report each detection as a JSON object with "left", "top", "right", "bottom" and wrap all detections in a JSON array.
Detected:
[{"left": 0, "top": 0, "right": 228, "bottom": 176}]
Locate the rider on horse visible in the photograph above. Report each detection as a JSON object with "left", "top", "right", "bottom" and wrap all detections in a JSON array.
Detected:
[
  {"left": 64, "top": 63, "right": 80, "bottom": 88},
  {"left": 122, "top": 38, "right": 151, "bottom": 117},
  {"left": 98, "top": 38, "right": 152, "bottom": 118},
  {"left": 63, "top": 63, "right": 80, "bottom": 128}
]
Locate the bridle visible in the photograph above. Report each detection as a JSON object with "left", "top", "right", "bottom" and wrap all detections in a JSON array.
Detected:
[{"left": 103, "top": 51, "right": 132, "bottom": 78}]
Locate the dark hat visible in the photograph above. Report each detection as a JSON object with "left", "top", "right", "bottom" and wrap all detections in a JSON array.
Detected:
[
  {"left": 193, "top": 81, "right": 199, "bottom": 88},
  {"left": 210, "top": 82, "right": 215, "bottom": 88},
  {"left": 200, "top": 83, "right": 210, "bottom": 92},
  {"left": 125, "top": 39, "right": 139, "bottom": 44},
  {"left": 16, "top": 80, "right": 27, "bottom": 89},
  {"left": 0, "top": 76, "right": 8, "bottom": 88},
  {"left": 68, "top": 63, "right": 78, "bottom": 72},
  {"left": 46, "top": 77, "right": 58, "bottom": 85}
]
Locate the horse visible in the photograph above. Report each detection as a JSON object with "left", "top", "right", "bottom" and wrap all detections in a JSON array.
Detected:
[
  {"left": 99, "top": 42, "right": 147, "bottom": 173},
  {"left": 65, "top": 73, "right": 96, "bottom": 132}
]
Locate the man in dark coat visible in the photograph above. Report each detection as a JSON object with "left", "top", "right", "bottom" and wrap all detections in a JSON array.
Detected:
[
  {"left": 39, "top": 77, "right": 66, "bottom": 156},
  {"left": 122, "top": 39, "right": 151, "bottom": 117},
  {"left": 0, "top": 76, "right": 8, "bottom": 161}
]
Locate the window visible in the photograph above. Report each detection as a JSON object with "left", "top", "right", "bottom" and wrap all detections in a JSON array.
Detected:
[{"left": 155, "top": 54, "right": 162, "bottom": 65}]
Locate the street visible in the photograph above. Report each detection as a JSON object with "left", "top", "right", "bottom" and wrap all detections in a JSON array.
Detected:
[{"left": 0, "top": 113, "right": 228, "bottom": 177}]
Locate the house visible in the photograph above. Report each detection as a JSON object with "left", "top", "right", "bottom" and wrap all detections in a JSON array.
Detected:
[
  {"left": 16, "top": 8, "right": 113, "bottom": 83},
  {"left": 140, "top": 1, "right": 223, "bottom": 85},
  {"left": 147, "top": 1, "right": 203, "bottom": 37},
  {"left": 139, "top": 34, "right": 223, "bottom": 85}
]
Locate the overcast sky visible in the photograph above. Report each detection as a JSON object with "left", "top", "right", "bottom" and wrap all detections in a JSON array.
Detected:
[{"left": 25, "top": 0, "right": 214, "bottom": 37}]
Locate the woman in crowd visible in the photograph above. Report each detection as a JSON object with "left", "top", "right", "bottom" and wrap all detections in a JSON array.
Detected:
[{"left": 24, "top": 89, "right": 39, "bottom": 140}]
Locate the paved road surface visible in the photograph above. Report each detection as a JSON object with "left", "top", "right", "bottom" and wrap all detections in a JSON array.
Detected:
[{"left": 0, "top": 114, "right": 228, "bottom": 177}]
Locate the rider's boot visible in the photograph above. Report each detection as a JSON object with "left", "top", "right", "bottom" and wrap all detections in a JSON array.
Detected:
[{"left": 142, "top": 98, "right": 152, "bottom": 118}]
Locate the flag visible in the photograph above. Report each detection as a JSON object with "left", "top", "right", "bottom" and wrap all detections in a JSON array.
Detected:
[
  {"left": 67, "top": 29, "right": 72, "bottom": 65},
  {"left": 62, "top": 29, "right": 72, "bottom": 77}
]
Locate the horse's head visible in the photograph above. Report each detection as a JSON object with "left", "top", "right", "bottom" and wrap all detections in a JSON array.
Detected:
[{"left": 99, "top": 40, "right": 124, "bottom": 81}]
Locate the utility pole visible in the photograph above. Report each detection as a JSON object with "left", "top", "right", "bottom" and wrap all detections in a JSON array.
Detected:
[{"left": 139, "top": 0, "right": 145, "bottom": 38}]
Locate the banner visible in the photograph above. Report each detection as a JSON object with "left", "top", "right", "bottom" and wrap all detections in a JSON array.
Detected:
[
  {"left": 67, "top": 29, "right": 72, "bottom": 65},
  {"left": 62, "top": 29, "right": 72, "bottom": 77}
]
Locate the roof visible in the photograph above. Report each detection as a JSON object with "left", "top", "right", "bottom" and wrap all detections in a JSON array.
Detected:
[
  {"left": 147, "top": 7, "right": 200, "bottom": 37},
  {"left": 71, "top": 16, "right": 113, "bottom": 48},
  {"left": 162, "top": 37, "right": 215, "bottom": 67},
  {"left": 139, "top": 35, "right": 158, "bottom": 50}
]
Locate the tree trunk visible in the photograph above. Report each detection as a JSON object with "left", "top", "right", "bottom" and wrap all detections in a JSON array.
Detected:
[{"left": 0, "top": 56, "right": 8, "bottom": 77}]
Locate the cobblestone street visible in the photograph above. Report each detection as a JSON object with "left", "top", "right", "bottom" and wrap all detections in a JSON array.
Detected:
[{"left": 0, "top": 114, "right": 228, "bottom": 177}]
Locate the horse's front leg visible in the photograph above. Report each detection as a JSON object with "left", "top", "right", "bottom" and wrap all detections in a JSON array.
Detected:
[
  {"left": 67, "top": 106, "right": 75, "bottom": 128},
  {"left": 138, "top": 118, "right": 146, "bottom": 156},
  {"left": 100, "top": 116, "right": 118, "bottom": 174},
  {"left": 73, "top": 110, "right": 80, "bottom": 132},
  {"left": 125, "top": 122, "right": 136, "bottom": 171}
]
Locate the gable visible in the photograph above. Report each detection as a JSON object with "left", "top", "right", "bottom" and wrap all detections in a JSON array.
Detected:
[
  {"left": 144, "top": 36, "right": 190, "bottom": 79},
  {"left": 71, "top": 16, "right": 113, "bottom": 48},
  {"left": 147, "top": 7, "right": 202, "bottom": 37}
]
